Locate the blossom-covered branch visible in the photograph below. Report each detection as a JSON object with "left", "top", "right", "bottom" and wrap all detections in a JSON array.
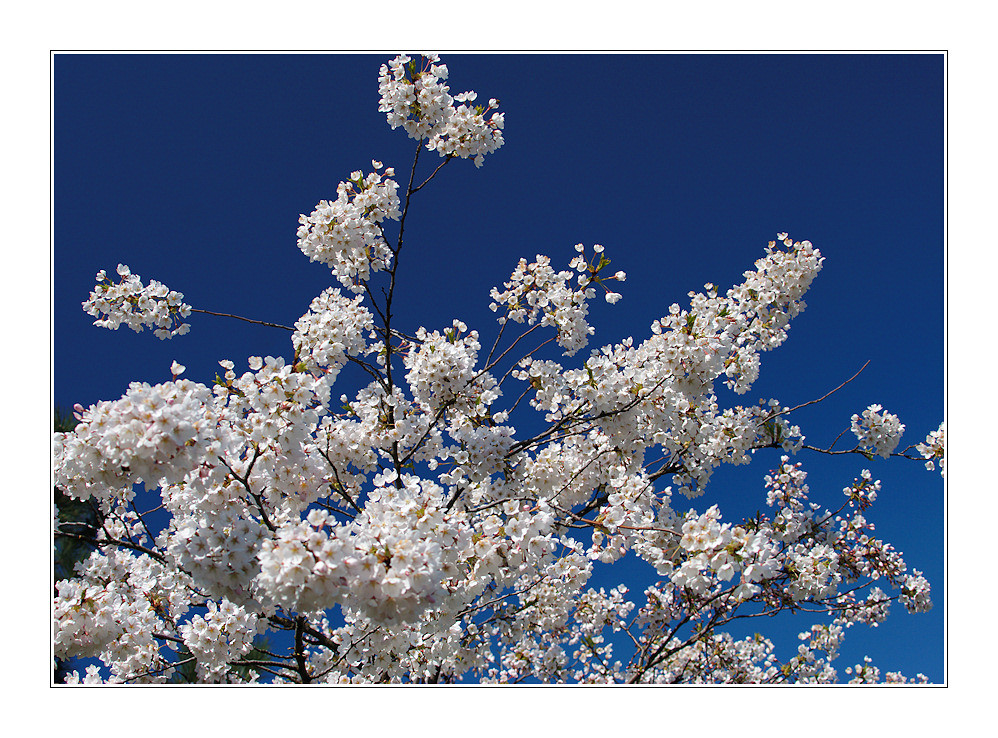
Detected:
[{"left": 54, "top": 54, "right": 942, "bottom": 685}]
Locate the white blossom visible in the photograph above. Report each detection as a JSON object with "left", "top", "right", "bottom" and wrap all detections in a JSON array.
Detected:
[
  {"left": 296, "top": 165, "right": 400, "bottom": 292},
  {"left": 851, "top": 404, "right": 905, "bottom": 458},
  {"left": 916, "top": 421, "right": 945, "bottom": 476},
  {"left": 83, "top": 265, "right": 191, "bottom": 339}
]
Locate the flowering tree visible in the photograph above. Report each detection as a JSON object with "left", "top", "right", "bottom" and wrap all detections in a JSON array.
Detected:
[{"left": 53, "top": 54, "right": 944, "bottom": 684}]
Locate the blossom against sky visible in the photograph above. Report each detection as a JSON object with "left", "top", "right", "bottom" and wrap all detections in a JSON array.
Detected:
[{"left": 53, "top": 53, "right": 944, "bottom": 681}]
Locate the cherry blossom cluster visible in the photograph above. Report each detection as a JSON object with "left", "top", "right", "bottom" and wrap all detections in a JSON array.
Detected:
[
  {"left": 692, "top": 233, "right": 824, "bottom": 396},
  {"left": 513, "top": 347, "right": 803, "bottom": 498},
  {"left": 441, "top": 422, "right": 516, "bottom": 485},
  {"left": 916, "top": 421, "right": 945, "bottom": 476},
  {"left": 378, "top": 54, "right": 504, "bottom": 167},
  {"left": 53, "top": 577, "right": 132, "bottom": 662},
  {"left": 296, "top": 162, "right": 400, "bottom": 292},
  {"left": 292, "top": 287, "right": 375, "bottom": 380},
  {"left": 256, "top": 475, "right": 475, "bottom": 624},
  {"left": 53, "top": 377, "right": 215, "bottom": 507},
  {"left": 322, "top": 382, "right": 427, "bottom": 483},
  {"left": 54, "top": 547, "right": 192, "bottom": 683},
  {"left": 180, "top": 599, "right": 261, "bottom": 680},
  {"left": 609, "top": 458, "right": 933, "bottom": 683},
  {"left": 490, "top": 249, "right": 604, "bottom": 356},
  {"left": 570, "top": 242, "right": 627, "bottom": 303},
  {"left": 166, "top": 497, "right": 269, "bottom": 607},
  {"left": 63, "top": 664, "right": 104, "bottom": 684},
  {"left": 669, "top": 504, "right": 781, "bottom": 599},
  {"left": 83, "top": 264, "right": 191, "bottom": 339},
  {"left": 844, "top": 656, "right": 928, "bottom": 684},
  {"left": 493, "top": 236, "right": 817, "bottom": 498},
  {"left": 403, "top": 320, "right": 499, "bottom": 415},
  {"left": 209, "top": 354, "right": 332, "bottom": 455},
  {"left": 851, "top": 403, "right": 905, "bottom": 458}
]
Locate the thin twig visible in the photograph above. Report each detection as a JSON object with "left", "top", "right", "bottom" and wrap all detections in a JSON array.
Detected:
[
  {"left": 410, "top": 155, "right": 453, "bottom": 194},
  {"left": 55, "top": 530, "right": 167, "bottom": 563},
  {"left": 763, "top": 360, "right": 870, "bottom": 426},
  {"left": 119, "top": 656, "right": 196, "bottom": 683},
  {"left": 190, "top": 307, "right": 293, "bottom": 331}
]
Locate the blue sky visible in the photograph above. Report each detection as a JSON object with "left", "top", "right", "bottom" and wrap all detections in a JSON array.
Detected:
[{"left": 53, "top": 53, "right": 944, "bottom": 682}]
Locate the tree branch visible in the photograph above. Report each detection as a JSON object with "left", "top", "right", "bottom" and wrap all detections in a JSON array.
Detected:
[{"left": 190, "top": 307, "right": 293, "bottom": 331}]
